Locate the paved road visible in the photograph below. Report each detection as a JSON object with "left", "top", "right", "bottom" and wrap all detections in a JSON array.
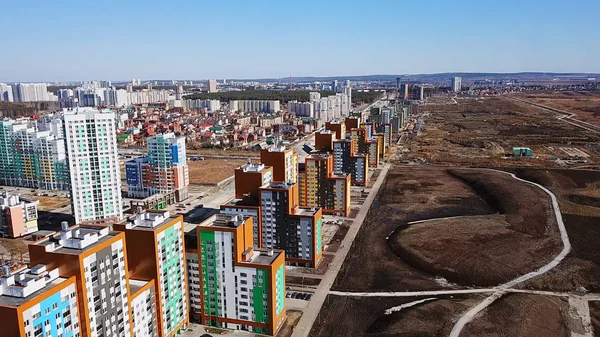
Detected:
[{"left": 291, "top": 164, "right": 390, "bottom": 337}]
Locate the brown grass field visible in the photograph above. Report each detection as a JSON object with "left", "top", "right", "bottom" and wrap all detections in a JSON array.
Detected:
[{"left": 188, "top": 158, "right": 247, "bottom": 185}]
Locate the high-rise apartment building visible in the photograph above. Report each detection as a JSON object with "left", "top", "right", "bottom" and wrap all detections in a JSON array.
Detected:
[
  {"left": 223, "top": 163, "right": 273, "bottom": 248},
  {"left": 185, "top": 214, "right": 286, "bottom": 335},
  {"left": 126, "top": 133, "right": 189, "bottom": 202},
  {"left": 29, "top": 224, "right": 133, "bottom": 337},
  {"left": 230, "top": 100, "right": 281, "bottom": 113},
  {"left": 114, "top": 211, "right": 189, "bottom": 337},
  {"left": 333, "top": 139, "right": 368, "bottom": 186},
  {"left": 314, "top": 130, "right": 336, "bottom": 152},
  {"left": 451, "top": 76, "right": 462, "bottom": 92},
  {"left": 63, "top": 108, "right": 123, "bottom": 224},
  {"left": 325, "top": 120, "right": 346, "bottom": 140},
  {"left": 0, "top": 121, "right": 69, "bottom": 191},
  {"left": 12, "top": 83, "right": 58, "bottom": 102},
  {"left": 260, "top": 145, "right": 297, "bottom": 184},
  {"left": 287, "top": 101, "right": 314, "bottom": 118},
  {"left": 259, "top": 181, "right": 323, "bottom": 267},
  {"left": 0, "top": 192, "right": 39, "bottom": 238},
  {"left": 0, "top": 265, "right": 80, "bottom": 337},
  {"left": 207, "top": 79, "right": 218, "bottom": 93},
  {"left": 129, "top": 279, "right": 158, "bottom": 337},
  {"left": 0, "top": 83, "right": 13, "bottom": 102},
  {"left": 298, "top": 153, "right": 351, "bottom": 216}
]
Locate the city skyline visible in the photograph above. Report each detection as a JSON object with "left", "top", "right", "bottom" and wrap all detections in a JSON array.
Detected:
[{"left": 1, "top": 0, "right": 599, "bottom": 82}]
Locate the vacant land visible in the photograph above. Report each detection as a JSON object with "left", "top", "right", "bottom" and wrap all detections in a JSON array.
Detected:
[
  {"left": 404, "top": 96, "right": 600, "bottom": 167},
  {"left": 310, "top": 294, "right": 484, "bottom": 337},
  {"left": 508, "top": 168, "right": 600, "bottom": 292},
  {"left": 462, "top": 294, "right": 569, "bottom": 337},
  {"left": 516, "top": 91, "right": 600, "bottom": 127},
  {"left": 332, "top": 167, "right": 495, "bottom": 292},
  {"left": 28, "top": 195, "right": 70, "bottom": 211},
  {"left": 187, "top": 158, "right": 247, "bottom": 185}
]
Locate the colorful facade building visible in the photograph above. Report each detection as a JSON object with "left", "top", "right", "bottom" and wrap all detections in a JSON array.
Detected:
[
  {"left": 185, "top": 214, "right": 286, "bottom": 335},
  {"left": 114, "top": 211, "right": 189, "bottom": 337},
  {"left": 259, "top": 181, "right": 323, "bottom": 267},
  {"left": 298, "top": 153, "right": 351, "bottom": 216},
  {"left": 314, "top": 130, "right": 336, "bottom": 152},
  {"left": 0, "top": 121, "right": 69, "bottom": 191},
  {"left": 260, "top": 145, "right": 298, "bottom": 184},
  {"left": 325, "top": 120, "right": 346, "bottom": 140},
  {"left": 129, "top": 279, "right": 158, "bottom": 337},
  {"left": 126, "top": 133, "right": 189, "bottom": 203},
  {"left": 0, "top": 192, "right": 39, "bottom": 238},
  {"left": 64, "top": 108, "right": 123, "bottom": 223},
  {"left": 29, "top": 223, "right": 133, "bottom": 337},
  {"left": 0, "top": 265, "right": 80, "bottom": 337},
  {"left": 333, "top": 139, "right": 369, "bottom": 186}
]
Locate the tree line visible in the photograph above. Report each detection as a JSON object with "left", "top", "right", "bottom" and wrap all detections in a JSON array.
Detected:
[{"left": 184, "top": 90, "right": 381, "bottom": 104}]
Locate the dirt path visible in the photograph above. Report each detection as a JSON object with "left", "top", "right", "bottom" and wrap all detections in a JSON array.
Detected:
[{"left": 449, "top": 169, "right": 571, "bottom": 337}]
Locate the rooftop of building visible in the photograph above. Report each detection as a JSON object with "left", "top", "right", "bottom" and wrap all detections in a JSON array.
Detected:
[
  {"left": 307, "top": 152, "right": 331, "bottom": 160},
  {"left": 318, "top": 130, "right": 335, "bottom": 135},
  {"left": 32, "top": 222, "right": 119, "bottom": 255},
  {"left": 261, "top": 181, "right": 295, "bottom": 191},
  {"left": 240, "top": 248, "right": 283, "bottom": 266},
  {"left": 221, "top": 196, "right": 260, "bottom": 208},
  {"left": 292, "top": 207, "right": 321, "bottom": 217},
  {"left": 199, "top": 213, "right": 252, "bottom": 229},
  {"left": 238, "top": 162, "right": 270, "bottom": 173},
  {"left": 264, "top": 144, "right": 288, "bottom": 153},
  {"left": 330, "top": 172, "right": 350, "bottom": 179},
  {"left": 119, "top": 210, "right": 177, "bottom": 232},
  {"left": 129, "top": 279, "right": 152, "bottom": 297},
  {"left": 0, "top": 264, "right": 68, "bottom": 308}
]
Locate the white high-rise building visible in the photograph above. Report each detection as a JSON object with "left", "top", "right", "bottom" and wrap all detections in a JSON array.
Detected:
[
  {"left": 207, "top": 79, "right": 218, "bottom": 93},
  {"left": 451, "top": 77, "right": 462, "bottom": 92},
  {"left": 12, "top": 83, "right": 57, "bottom": 102},
  {"left": 0, "top": 83, "right": 13, "bottom": 102},
  {"left": 63, "top": 108, "right": 123, "bottom": 223}
]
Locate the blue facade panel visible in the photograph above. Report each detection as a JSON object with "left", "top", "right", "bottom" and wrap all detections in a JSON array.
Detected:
[{"left": 31, "top": 291, "right": 74, "bottom": 337}]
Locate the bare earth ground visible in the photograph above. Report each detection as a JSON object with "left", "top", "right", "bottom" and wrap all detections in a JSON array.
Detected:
[
  {"left": 514, "top": 91, "right": 600, "bottom": 127},
  {"left": 332, "top": 167, "right": 495, "bottom": 293},
  {"left": 462, "top": 293, "right": 569, "bottom": 337},
  {"left": 310, "top": 294, "right": 484, "bottom": 337},
  {"left": 27, "top": 195, "right": 70, "bottom": 211},
  {"left": 187, "top": 158, "right": 247, "bottom": 185},
  {"left": 509, "top": 168, "right": 600, "bottom": 292},
  {"left": 403, "top": 96, "right": 600, "bottom": 168}
]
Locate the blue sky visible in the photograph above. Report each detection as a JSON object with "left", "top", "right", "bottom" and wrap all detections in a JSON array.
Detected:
[{"left": 1, "top": 0, "right": 599, "bottom": 82}]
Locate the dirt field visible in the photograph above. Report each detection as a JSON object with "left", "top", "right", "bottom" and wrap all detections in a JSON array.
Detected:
[
  {"left": 507, "top": 168, "right": 600, "bottom": 292},
  {"left": 515, "top": 91, "right": 600, "bottom": 127},
  {"left": 404, "top": 96, "right": 600, "bottom": 168},
  {"left": 462, "top": 294, "right": 569, "bottom": 337},
  {"left": 27, "top": 195, "right": 70, "bottom": 211},
  {"left": 187, "top": 158, "right": 247, "bottom": 185},
  {"left": 333, "top": 167, "right": 496, "bottom": 292},
  {"left": 275, "top": 310, "right": 303, "bottom": 337},
  {"left": 310, "top": 294, "right": 484, "bottom": 337}
]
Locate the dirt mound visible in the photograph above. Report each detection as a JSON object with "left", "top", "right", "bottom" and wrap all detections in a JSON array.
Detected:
[
  {"left": 391, "top": 215, "right": 561, "bottom": 286},
  {"left": 462, "top": 294, "right": 569, "bottom": 337},
  {"left": 333, "top": 168, "right": 495, "bottom": 292},
  {"left": 448, "top": 169, "right": 558, "bottom": 236},
  {"left": 567, "top": 194, "right": 600, "bottom": 208},
  {"left": 389, "top": 169, "right": 562, "bottom": 287}
]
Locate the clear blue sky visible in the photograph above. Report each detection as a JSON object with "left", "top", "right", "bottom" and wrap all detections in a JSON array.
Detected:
[{"left": 1, "top": 0, "right": 599, "bottom": 82}]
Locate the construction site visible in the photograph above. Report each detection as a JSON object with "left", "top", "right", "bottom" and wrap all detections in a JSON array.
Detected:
[{"left": 310, "top": 93, "right": 600, "bottom": 337}]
